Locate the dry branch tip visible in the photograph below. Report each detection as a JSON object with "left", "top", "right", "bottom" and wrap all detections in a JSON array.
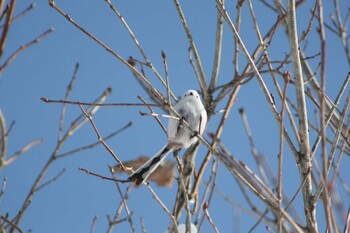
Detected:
[
  {"left": 40, "top": 97, "right": 49, "bottom": 102},
  {"left": 161, "top": 50, "right": 166, "bottom": 59}
]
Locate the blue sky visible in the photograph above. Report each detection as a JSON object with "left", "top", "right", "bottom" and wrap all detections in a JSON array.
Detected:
[{"left": 1, "top": 0, "right": 349, "bottom": 232}]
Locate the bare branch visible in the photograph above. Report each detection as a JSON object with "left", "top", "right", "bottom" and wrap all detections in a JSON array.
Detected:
[
  {"left": 0, "top": 215, "right": 23, "bottom": 233},
  {"left": 56, "top": 121, "right": 133, "bottom": 159},
  {"left": 78, "top": 104, "right": 128, "bottom": 172},
  {"left": 137, "top": 95, "right": 167, "bottom": 135},
  {"left": 277, "top": 71, "right": 290, "bottom": 231},
  {"left": 48, "top": 0, "right": 166, "bottom": 104},
  {"left": 89, "top": 215, "right": 98, "bottom": 233},
  {"left": 0, "top": 0, "right": 16, "bottom": 58},
  {"left": 79, "top": 167, "right": 131, "bottom": 183},
  {"left": 216, "top": 0, "right": 299, "bottom": 160},
  {"left": 41, "top": 96, "right": 163, "bottom": 108},
  {"left": 0, "top": 177, "right": 7, "bottom": 202},
  {"left": 203, "top": 202, "right": 219, "bottom": 233},
  {"left": 34, "top": 168, "right": 66, "bottom": 193},
  {"left": 3, "top": 139, "right": 43, "bottom": 167},
  {"left": 287, "top": 0, "right": 316, "bottom": 231},
  {"left": 104, "top": 0, "right": 176, "bottom": 100},
  {"left": 58, "top": 63, "right": 79, "bottom": 142},
  {"left": 0, "top": 28, "right": 54, "bottom": 74},
  {"left": 216, "top": 142, "right": 304, "bottom": 233},
  {"left": 0, "top": 110, "right": 7, "bottom": 161},
  {"left": 10, "top": 81, "right": 111, "bottom": 231},
  {"left": 107, "top": 167, "right": 135, "bottom": 233},
  {"left": 311, "top": 73, "right": 350, "bottom": 157},
  {"left": 208, "top": 0, "right": 224, "bottom": 93},
  {"left": 173, "top": 0, "right": 208, "bottom": 99},
  {"left": 145, "top": 183, "right": 179, "bottom": 233},
  {"left": 0, "top": 3, "right": 35, "bottom": 28},
  {"left": 333, "top": 0, "right": 350, "bottom": 64},
  {"left": 190, "top": 88, "right": 236, "bottom": 200}
]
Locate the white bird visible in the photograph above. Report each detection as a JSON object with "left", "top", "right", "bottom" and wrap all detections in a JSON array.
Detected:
[{"left": 128, "top": 89, "right": 207, "bottom": 185}]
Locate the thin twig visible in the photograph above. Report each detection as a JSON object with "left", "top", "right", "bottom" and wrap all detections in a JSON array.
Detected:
[
  {"left": 300, "top": 1, "right": 318, "bottom": 42},
  {"left": 327, "top": 92, "right": 350, "bottom": 171},
  {"left": 217, "top": 143, "right": 304, "bottom": 233},
  {"left": 145, "top": 183, "right": 179, "bottom": 233},
  {"left": 299, "top": 52, "right": 348, "bottom": 156},
  {"left": 262, "top": 44, "right": 301, "bottom": 147},
  {"left": 247, "top": 209, "right": 269, "bottom": 233},
  {"left": 285, "top": 168, "right": 310, "bottom": 212},
  {"left": 329, "top": 116, "right": 350, "bottom": 188},
  {"left": 137, "top": 96, "right": 167, "bottom": 135},
  {"left": 104, "top": 0, "right": 176, "bottom": 100},
  {"left": 313, "top": 90, "right": 349, "bottom": 230},
  {"left": 211, "top": 0, "right": 302, "bottom": 120},
  {"left": 56, "top": 121, "right": 133, "bottom": 159},
  {"left": 311, "top": 73, "right": 350, "bottom": 158},
  {"left": 79, "top": 104, "right": 128, "bottom": 171},
  {"left": 162, "top": 50, "right": 171, "bottom": 105},
  {"left": 108, "top": 165, "right": 135, "bottom": 233},
  {"left": 0, "top": 110, "right": 7, "bottom": 162},
  {"left": 139, "top": 111, "right": 180, "bottom": 122},
  {"left": 0, "top": 215, "right": 23, "bottom": 233},
  {"left": 107, "top": 214, "right": 133, "bottom": 226},
  {"left": 106, "top": 174, "right": 134, "bottom": 233},
  {"left": 203, "top": 203, "right": 219, "bottom": 233},
  {"left": 0, "top": 3, "right": 35, "bottom": 28},
  {"left": 196, "top": 157, "right": 220, "bottom": 232},
  {"left": 344, "top": 206, "right": 350, "bottom": 233},
  {"left": 0, "top": 0, "right": 16, "bottom": 58},
  {"left": 277, "top": 71, "right": 290, "bottom": 231},
  {"left": 34, "top": 168, "right": 66, "bottom": 192},
  {"left": 58, "top": 71, "right": 112, "bottom": 147},
  {"left": 317, "top": 1, "right": 333, "bottom": 231},
  {"left": 174, "top": 153, "right": 192, "bottom": 233},
  {"left": 0, "top": 177, "right": 7, "bottom": 201},
  {"left": 3, "top": 139, "right": 43, "bottom": 166},
  {"left": 233, "top": 0, "right": 242, "bottom": 79},
  {"left": 204, "top": 181, "right": 275, "bottom": 225},
  {"left": 41, "top": 97, "right": 161, "bottom": 107},
  {"left": 58, "top": 63, "right": 79, "bottom": 142},
  {"left": 48, "top": 0, "right": 166, "bottom": 104},
  {"left": 239, "top": 108, "right": 269, "bottom": 186},
  {"left": 140, "top": 217, "right": 147, "bottom": 233},
  {"left": 188, "top": 47, "right": 201, "bottom": 89},
  {"left": 208, "top": 0, "right": 224, "bottom": 93},
  {"left": 333, "top": 0, "right": 350, "bottom": 64},
  {"left": 90, "top": 215, "right": 98, "bottom": 233},
  {"left": 0, "top": 28, "right": 54, "bottom": 74},
  {"left": 216, "top": 0, "right": 299, "bottom": 160},
  {"left": 172, "top": 0, "right": 208, "bottom": 99},
  {"left": 190, "top": 88, "right": 236, "bottom": 200},
  {"left": 216, "top": 133, "right": 301, "bottom": 227},
  {"left": 79, "top": 167, "right": 131, "bottom": 183},
  {"left": 10, "top": 80, "right": 111, "bottom": 233},
  {"left": 0, "top": 2, "right": 7, "bottom": 21}
]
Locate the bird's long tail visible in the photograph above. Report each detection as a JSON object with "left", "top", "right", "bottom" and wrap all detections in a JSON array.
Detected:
[{"left": 128, "top": 145, "right": 174, "bottom": 185}]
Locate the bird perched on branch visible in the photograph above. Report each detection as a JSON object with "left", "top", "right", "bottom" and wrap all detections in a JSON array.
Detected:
[{"left": 128, "top": 89, "right": 207, "bottom": 185}]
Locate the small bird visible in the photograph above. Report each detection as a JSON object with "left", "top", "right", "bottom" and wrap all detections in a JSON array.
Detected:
[{"left": 128, "top": 89, "right": 207, "bottom": 185}]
